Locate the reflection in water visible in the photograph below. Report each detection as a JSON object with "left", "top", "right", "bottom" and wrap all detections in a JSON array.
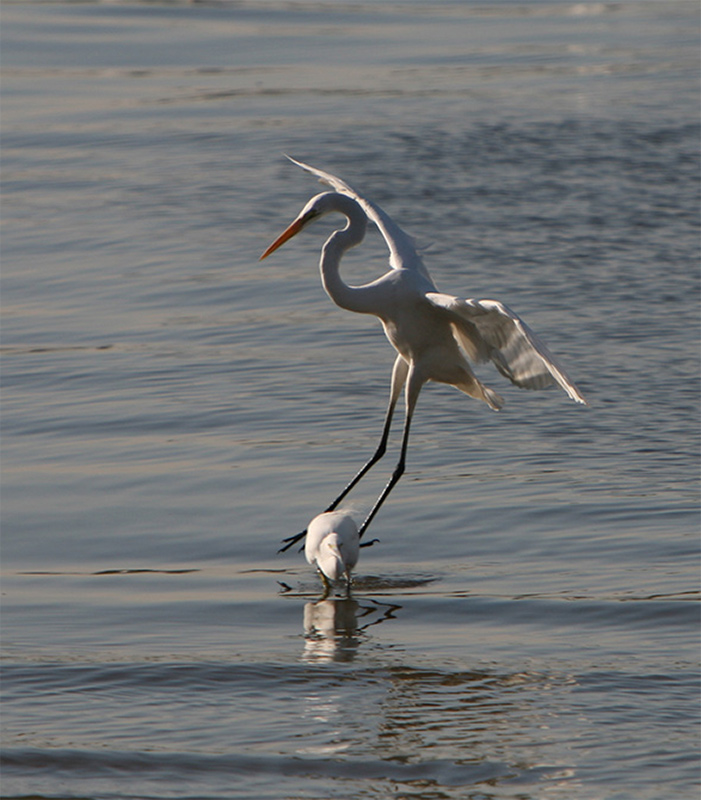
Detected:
[
  {"left": 302, "top": 596, "right": 401, "bottom": 663},
  {"left": 303, "top": 598, "right": 359, "bottom": 663}
]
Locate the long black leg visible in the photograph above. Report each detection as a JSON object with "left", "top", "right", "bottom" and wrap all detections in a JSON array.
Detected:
[
  {"left": 322, "top": 355, "right": 408, "bottom": 511},
  {"left": 278, "top": 356, "right": 409, "bottom": 553},
  {"left": 358, "top": 365, "right": 422, "bottom": 539},
  {"left": 358, "top": 407, "right": 412, "bottom": 539}
]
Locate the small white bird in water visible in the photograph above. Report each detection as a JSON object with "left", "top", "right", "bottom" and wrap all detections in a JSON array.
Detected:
[{"left": 305, "top": 510, "right": 360, "bottom": 592}]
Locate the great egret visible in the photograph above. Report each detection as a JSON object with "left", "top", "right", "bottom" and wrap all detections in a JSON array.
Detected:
[
  {"left": 261, "top": 157, "right": 586, "bottom": 551},
  {"left": 305, "top": 510, "right": 360, "bottom": 592}
]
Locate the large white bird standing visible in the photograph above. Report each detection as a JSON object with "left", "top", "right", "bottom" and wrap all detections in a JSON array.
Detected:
[{"left": 261, "top": 157, "right": 586, "bottom": 551}]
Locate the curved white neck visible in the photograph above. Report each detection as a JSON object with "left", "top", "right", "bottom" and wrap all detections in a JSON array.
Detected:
[{"left": 318, "top": 195, "right": 379, "bottom": 315}]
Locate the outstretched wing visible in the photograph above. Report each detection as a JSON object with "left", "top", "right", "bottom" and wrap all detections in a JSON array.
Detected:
[
  {"left": 286, "top": 156, "right": 433, "bottom": 282},
  {"left": 426, "top": 292, "right": 587, "bottom": 404}
]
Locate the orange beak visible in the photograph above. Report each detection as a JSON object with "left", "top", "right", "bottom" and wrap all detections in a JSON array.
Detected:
[{"left": 259, "top": 210, "right": 316, "bottom": 260}]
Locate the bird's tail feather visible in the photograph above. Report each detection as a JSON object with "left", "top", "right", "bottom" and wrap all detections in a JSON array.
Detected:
[
  {"left": 455, "top": 374, "right": 504, "bottom": 411},
  {"left": 483, "top": 386, "right": 504, "bottom": 411}
]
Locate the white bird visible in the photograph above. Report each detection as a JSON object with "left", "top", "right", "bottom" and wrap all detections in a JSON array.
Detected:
[
  {"left": 305, "top": 510, "right": 360, "bottom": 592},
  {"left": 261, "top": 157, "right": 586, "bottom": 551}
]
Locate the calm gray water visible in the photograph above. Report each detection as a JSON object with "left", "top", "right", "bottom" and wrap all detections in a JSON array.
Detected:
[{"left": 2, "top": 1, "right": 699, "bottom": 798}]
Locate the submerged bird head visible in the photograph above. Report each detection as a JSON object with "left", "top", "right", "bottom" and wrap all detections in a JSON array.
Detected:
[{"left": 317, "top": 532, "right": 348, "bottom": 582}]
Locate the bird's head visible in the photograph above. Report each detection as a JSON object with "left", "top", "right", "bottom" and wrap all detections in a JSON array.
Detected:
[
  {"left": 260, "top": 192, "right": 366, "bottom": 261},
  {"left": 259, "top": 193, "right": 336, "bottom": 260}
]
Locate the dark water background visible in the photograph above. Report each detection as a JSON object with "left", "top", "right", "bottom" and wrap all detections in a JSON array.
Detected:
[{"left": 2, "top": 1, "right": 699, "bottom": 798}]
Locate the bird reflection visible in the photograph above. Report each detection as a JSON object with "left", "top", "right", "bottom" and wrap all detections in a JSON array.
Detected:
[
  {"left": 302, "top": 595, "right": 402, "bottom": 663},
  {"left": 303, "top": 597, "right": 359, "bottom": 662}
]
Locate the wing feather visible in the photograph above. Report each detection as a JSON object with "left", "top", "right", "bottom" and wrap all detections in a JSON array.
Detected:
[{"left": 426, "top": 293, "right": 586, "bottom": 404}]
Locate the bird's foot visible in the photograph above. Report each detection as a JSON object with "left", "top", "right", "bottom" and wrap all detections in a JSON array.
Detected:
[
  {"left": 278, "top": 529, "right": 307, "bottom": 554},
  {"left": 359, "top": 538, "right": 380, "bottom": 549}
]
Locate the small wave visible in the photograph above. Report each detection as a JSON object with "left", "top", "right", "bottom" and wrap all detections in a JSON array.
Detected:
[{"left": 1, "top": 745, "right": 566, "bottom": 789}]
